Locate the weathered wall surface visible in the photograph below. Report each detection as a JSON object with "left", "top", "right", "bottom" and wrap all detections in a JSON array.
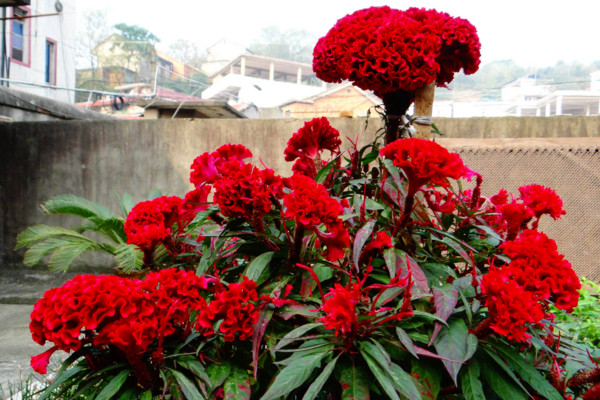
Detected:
[{"left": 1, "top": 117, "right": 599, "bottom": 276}]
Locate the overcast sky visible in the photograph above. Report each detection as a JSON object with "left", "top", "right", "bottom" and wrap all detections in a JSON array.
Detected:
[{"left": 74, "top": 0, "right": 599, "bottom": 68}]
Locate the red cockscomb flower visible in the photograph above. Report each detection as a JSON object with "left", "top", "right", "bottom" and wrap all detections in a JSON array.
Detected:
[
  {"left": 518, "top": 184, "right": 566, "bottom": 221},
  {"left": 284, "top": 117, "right": 341, "bottom": 162},
  {"left": 284, "top": 174, "right": 350, "bottom": 261},
  {"left": 480, "top": 267, "right": 546, "bottom": 343},
  {"left": 320, "top": 283, "right": 361, "bottom": 338},
  {"left": 313, "top": 6, "right": 480, "bottom": 98},
  {"left": 190, "top": 144, "right": 253, "bottom": 188},
  {"left": 500, "top": 230, "right": 580, "bottom": 312},
  {"left": 380, "top": 138, "right": 467, "bottom": 196}
]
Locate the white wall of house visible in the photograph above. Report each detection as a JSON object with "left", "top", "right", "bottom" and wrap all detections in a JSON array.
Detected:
[
  {"left": 2, "top": 0, "right": 76, "bottom": 103},
  {"left": 202, "top": 73, "right": 325, "bottom": 108}
]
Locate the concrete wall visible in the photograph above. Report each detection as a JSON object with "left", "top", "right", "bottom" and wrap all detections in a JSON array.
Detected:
[{"left": 1, "top": 116, "right": 599, "bottom": 272}]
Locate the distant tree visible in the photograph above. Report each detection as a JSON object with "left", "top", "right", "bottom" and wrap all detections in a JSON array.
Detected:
[
  {"left": 249, "top": 26, "right": 316, "bottom": 63},
  {"left": 110, "top": 23, "right": 160, "bottom": 81},
  {"left": 168, "top": 39, "right": 205, "bottom": 69},
  {"left": 75, "top": 9, "right": 113, "bottom": 100}
]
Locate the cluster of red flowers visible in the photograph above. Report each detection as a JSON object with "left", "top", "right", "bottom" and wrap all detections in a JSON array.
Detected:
[
  {"left": 189, "top": 143, "right": 284, "bottom": 228},
  {"left": 480, "top": 267, "right": 546, "bottom": 342},
  {"left": 124, "top": 191, "right": 210, "bottom": 261},
  {"left": 480, "top": 229, "right": 580, "bottom": 342},
  {"left": 284, "top": 174, "right": 350, "bottom": 261},
  {"left": 190, "top": 144, "right": 253, "bottom": 187},
  {"left": 197, "top": 277, "right": 260, "bottom": 342},
  {"left": 213, "top": 162, "right": 283, "bottom": 222},
  {"left": 313, "top": 6, "right": 481, "bottom": 97},
  {"left": 500, "top": 230, "right": 580, "bottom": 312},
  {"left": 29, "top": 269, "right": 210, "bottom": 375},
  {"left": 483, "top": 184, "right": 566, "bottom": 239},
  {"left": 380, "top": 138, "right": 467, "bottom": 196},
  {"left": 284, "top": 117, "right": 342, "bottom": 178},
  {"left": 124, "top": 196, "right": 183, "bottom": 252}
]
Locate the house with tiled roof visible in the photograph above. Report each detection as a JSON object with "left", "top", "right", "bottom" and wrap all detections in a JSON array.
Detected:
[{"left": 280, "top": 82, "right": 380, "bottom": 119}]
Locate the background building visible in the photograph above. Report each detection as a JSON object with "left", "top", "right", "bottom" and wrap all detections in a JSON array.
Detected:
[{"left": 0, "top": 0, "right": 76, "bottom": 103}]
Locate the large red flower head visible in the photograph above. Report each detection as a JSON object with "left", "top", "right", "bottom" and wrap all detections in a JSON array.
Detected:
[
  {"left": 284, "top": 117, "right": 342, "bottom": 162},
  {"left": 190, "top": 144, "right": 253, "bottom": 188},
  {"left": 313, "top": 6, "right": 481, "bottom": 98},
  {"left": 500, "top": 230, "right": 581, "bottom": 312},
  {"left": 124, "top": 196, "right": 184, "bottom": 252},
  {"left": 284, "top": 175, "right": 350, "bottom": 261},
  {"left": 380, "top": 138, "right": 468, "bottom": 196},
  {"left": 320, "top": 283, "right": 362, "bottom": 338},
  {"left": 518, "top": 184, "right": 566, "bottom": 220},
  {"left": 480, "top": 267, "right": 546, "bottom": 343},
  {"left": 213, "top": 161, "right": 282, "bottom": 222}
]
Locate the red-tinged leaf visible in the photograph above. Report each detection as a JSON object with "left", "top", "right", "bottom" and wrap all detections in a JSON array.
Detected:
[
  {"left": 353, "top": 219, "right": 376, "bottom": 269},
  {"left": 340, "top": 363, "right": 371, "bottom": 400},
  {"left": 252, "top": 308, "right": 273, "bottom": 379},
  {"left": 279, "top": 303, "right": 317, "bottom": 320},
  {"left": 384, "top": 249, "right": 429, "bottom": 294},
  {"left": 413, "top": 344, "right": 463, "bottom": 362},
  {"left": 433, "top": 319, "right": 470, "bottom": 385},
  {"left": 382, "top": 177, "right": 405, "bottom": 208},
  {"left": 206, "top": 361, "right": 231, "bottom": 392},
  {"left": 429, "top": 284, "right": 459, "bottom": 345},
  {"left": 411, "top": 358, "right": 442, "bottom": 400},
  {"left": 396, "top": 327, "right": 419, "bottom": 359},
  {"left": 224, "top": 367, "right": 251, "bottom": 400}
]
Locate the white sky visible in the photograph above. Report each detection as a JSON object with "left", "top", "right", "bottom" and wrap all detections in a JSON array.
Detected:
[{"left": 74, "top": 0, "right": 600, "bottom": 68}]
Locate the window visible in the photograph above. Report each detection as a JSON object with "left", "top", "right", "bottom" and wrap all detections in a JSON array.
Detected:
[
  {"left": 45, "top": 39, "right": 56, "bottom": 85},
  {"left": 11, "top": 6, "right": 30, "bottom": 66}
]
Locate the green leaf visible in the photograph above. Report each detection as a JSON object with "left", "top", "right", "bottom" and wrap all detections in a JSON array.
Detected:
[
  {"left": 170, "top": 369, "right": 206, "bottom": 400},
  {"left": 38, "top": 365, "right": 85, "bottom": 400},
  {"left": 96, "top": 370, "right": 130, "bottom": 400},
  {"left": 224, "top": 367, "right": 251, "bottom": 400},
  {"left": 114, "top": 243, "right": 144, "bottom": 273},
  {"left": 460, "top": 359, "right": 485, "bottom": 400},
  {"left": 433, "top": 318, "right": 470, "bottom": 384},
  {"left": 242, "top": 251, "right": 274, "bottom": 283},
  {"left": 302, "top": 355, "right": 339, "bottom": 400},
  {"left": 361, "top": 351, "right": 401, "bottom": 400},
  {"left": 47, "top": 240, "right": 98, "bottom": 272},
  {"left": 339, "top": 363, "right": 371, "bottom": 400},
  {"left": 360, "top": 341, "right": 421, "bottom": 400},
  {"left": 140, "top": 390, "right": 153, "bottom": 400},
  {"left": 16, "top": 225, "right": 93, "bottom": 249},
  {"left": 206, "top": 361, "right": 231, "bottom": 392},
  {"left": 493, "top": 343, "right": 563, "bottom": 400},
  {"left": 260, "top": 352, "right": 328, "bottom": 400},
  {"left": 117, "top": 192, "right": 136, "bottom": 217},
  {"left": 41, "top": 194, "right": 115, "bottom": 220},
  {"left": 274, "top": 322, "right": 322, "bottom": 352},
  {"left": 479, "top": 359, "right": 528, "bottom": 400},
  {"left": 177, "top": 356, "right": 211, "bottom": 384},
  {"left": 481, "top": 346, "right": 530, "bottom": 395}
]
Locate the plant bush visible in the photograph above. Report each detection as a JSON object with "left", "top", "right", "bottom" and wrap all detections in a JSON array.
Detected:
[{"left": 20, "top": 5, "right": 600, "bottom": 400}]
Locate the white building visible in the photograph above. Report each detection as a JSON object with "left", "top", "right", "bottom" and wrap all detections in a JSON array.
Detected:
[
  {"left": 202, "top": 53, "right": 325, "bottom": 111},
  {"left": 0, "top": 0, "right": 76, "bottom": 103}
]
